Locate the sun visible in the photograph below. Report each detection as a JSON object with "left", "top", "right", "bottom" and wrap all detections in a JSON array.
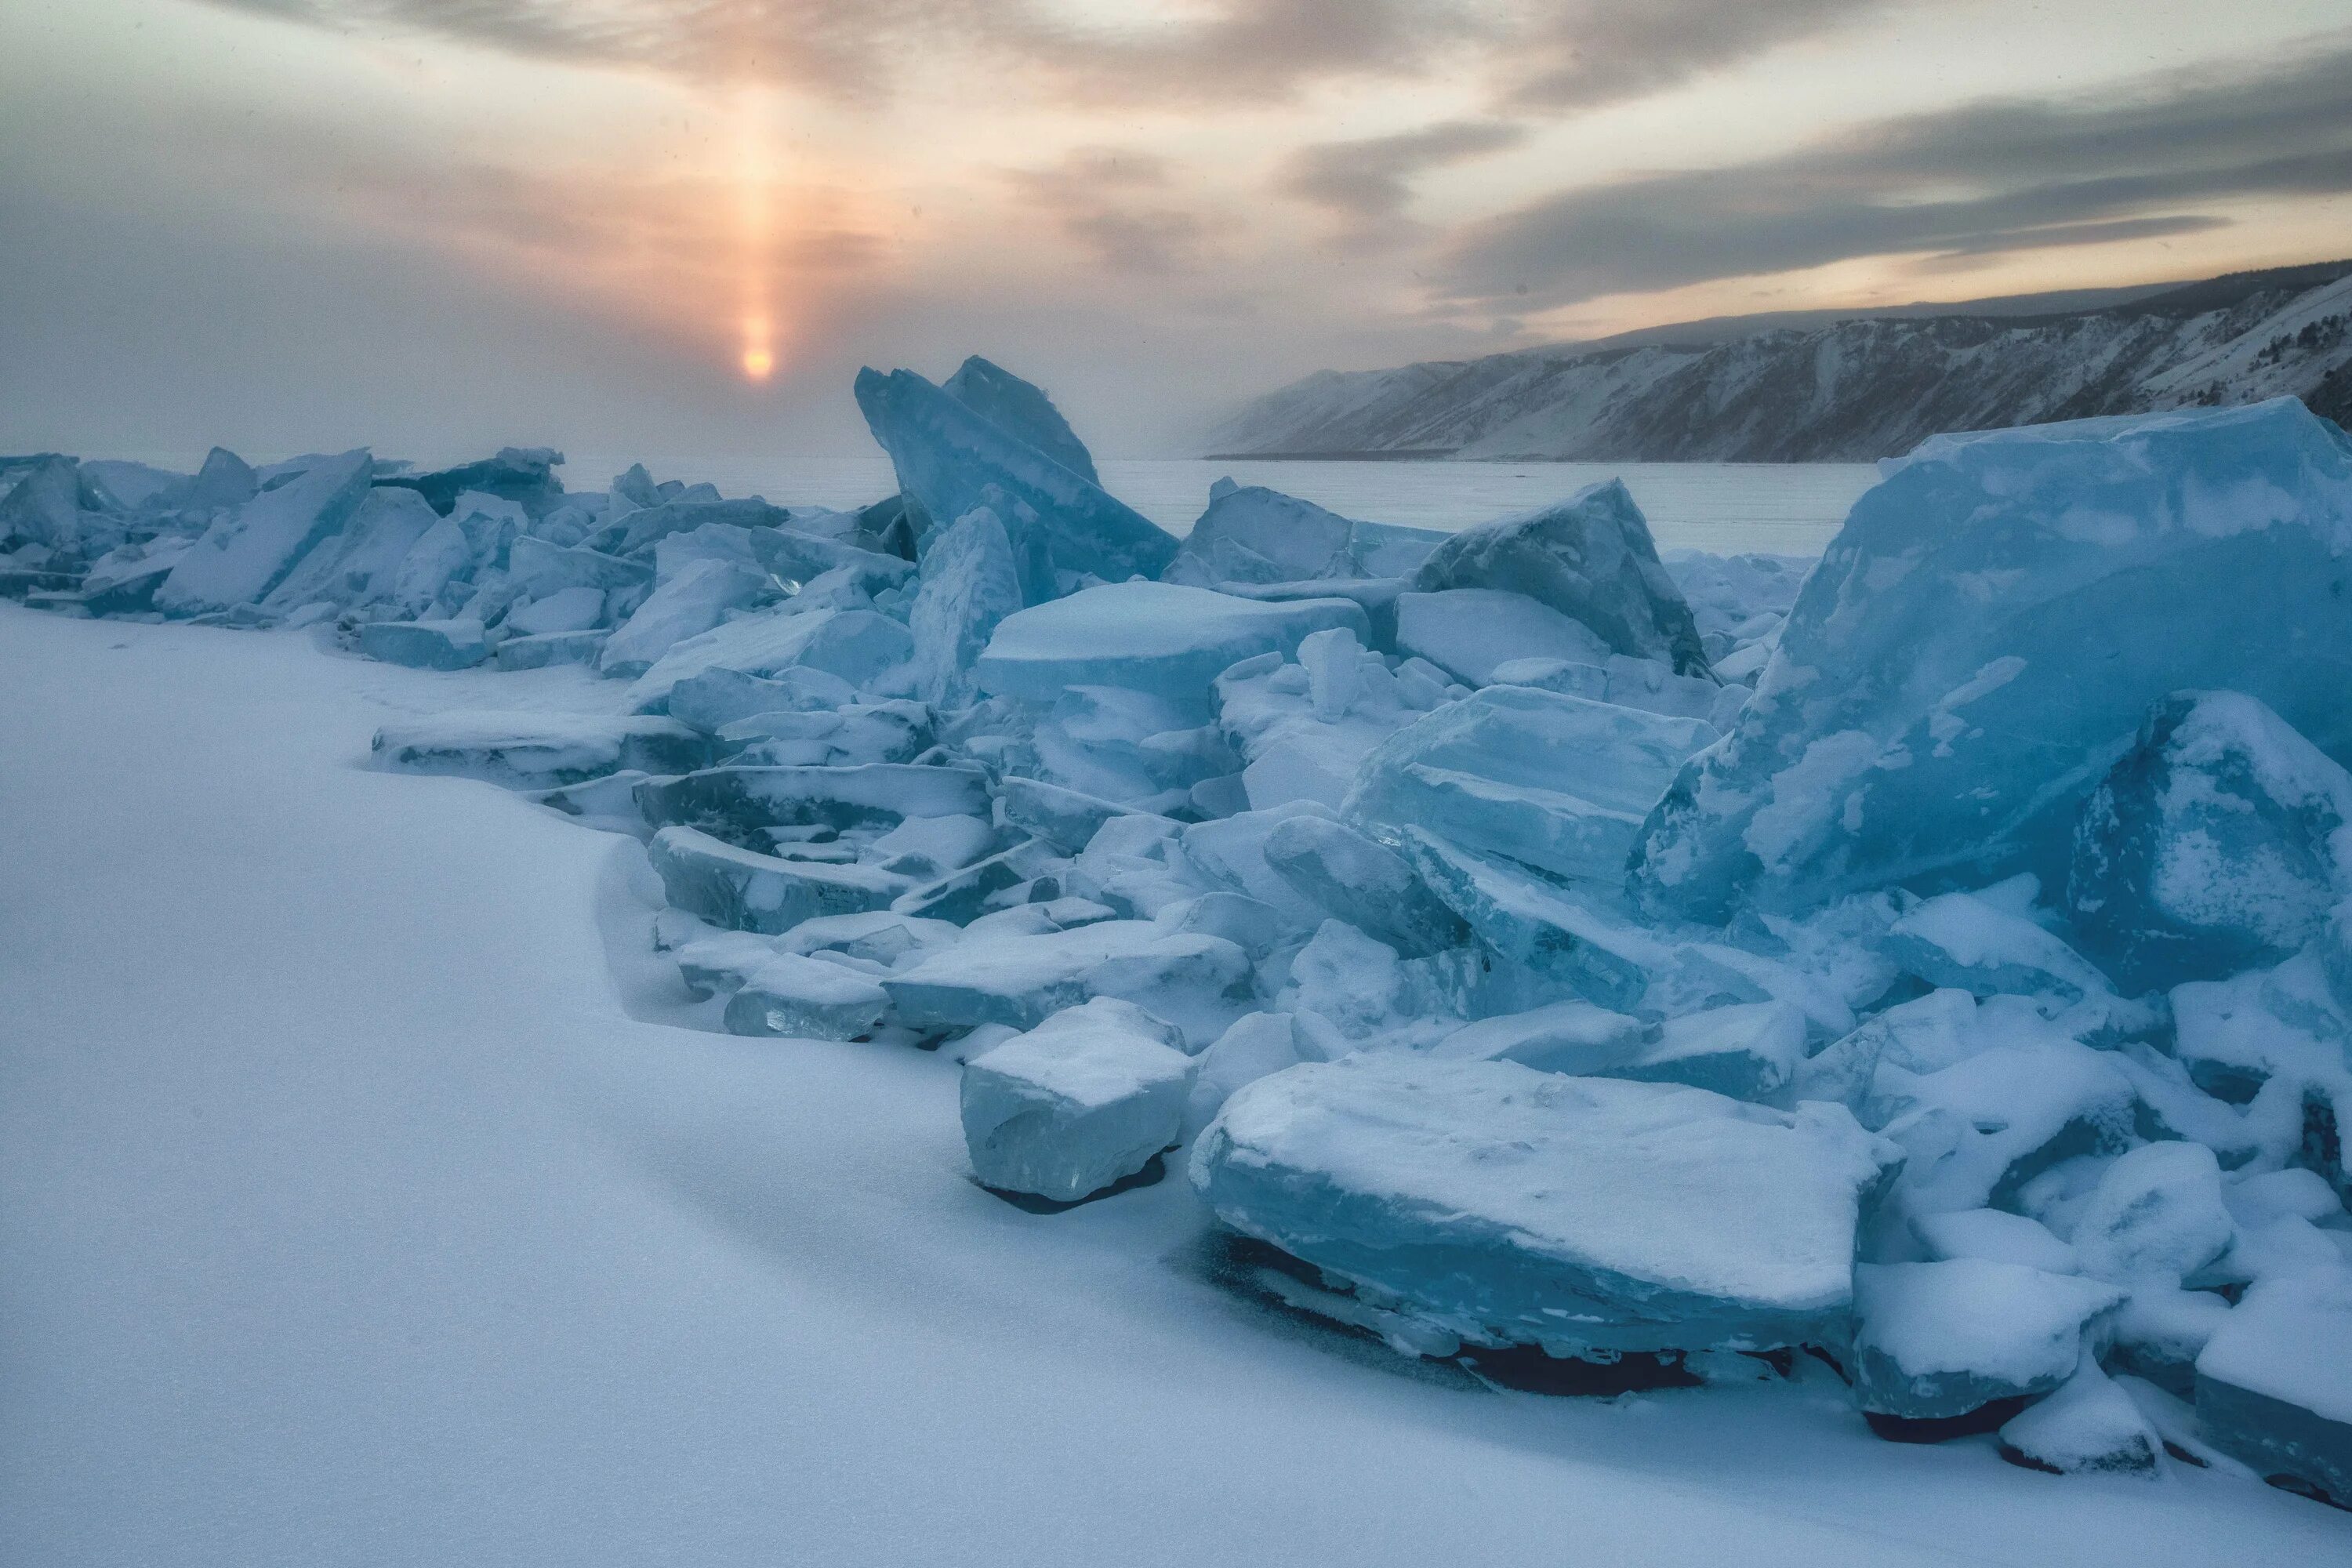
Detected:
[{"left": 741, "top": 343, "right": 776, "bottom": 381}]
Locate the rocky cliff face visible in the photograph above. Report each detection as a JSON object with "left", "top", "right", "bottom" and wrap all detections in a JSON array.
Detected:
[{"left": 1208, "top": 263, "right": 2352, "bottom": 463}]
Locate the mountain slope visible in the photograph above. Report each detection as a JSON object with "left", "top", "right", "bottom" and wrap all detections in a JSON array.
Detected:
[{"left": 1208, "top": 263, "right": 2352, "bottom": 462}]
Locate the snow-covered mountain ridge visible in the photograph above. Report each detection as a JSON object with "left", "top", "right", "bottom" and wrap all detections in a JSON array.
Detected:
[{"left": 1207, "top": 261, "right": 2352, "bottom": 462}]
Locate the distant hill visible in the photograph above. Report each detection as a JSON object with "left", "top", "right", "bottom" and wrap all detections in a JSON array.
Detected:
[{"left": 1207, "top": 261, "right": 2352, "bottom": 462}]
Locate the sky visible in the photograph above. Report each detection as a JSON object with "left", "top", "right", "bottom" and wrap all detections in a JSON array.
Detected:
[{"left": 2, "top": 0, "right": 2349, "bottom": 466}]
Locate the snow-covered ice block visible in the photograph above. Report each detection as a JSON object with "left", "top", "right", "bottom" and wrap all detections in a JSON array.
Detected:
[
  {"left": 1850, "top": 1260, "right": 2125, "bottom": 1428},
  {"left": 1393, "top": 588, "right": 1613, "bottom": 687},
  {"left": 1396, "top": 832, "right": 1654, "bottom": 1010},
  {"left": 1193, "top": 1056, "right": 1901, "bottom": 1357},
  {"left": 156, "top": 448, "right": 373, "bottom": 614},
  {"left": 2107, "top": 1284, "right": 2231, "bottom": 1396},
  {"left": 357, "top": 618, "right": 489, "bottom": 670},
  {"left": 1609, "top": 1001, "right": 1806, "bottom": 1102},
  {"left": 1911, "top": 1209, "right": 2078, "bottom": 1274},
  {"left": 494, "top": 630, "right": 607, "bottom": 670},
  {"left": 507, "top": 535, "right": 650, "bottom": 600},
  {"left": 1632, "top": 400, "right": 2352, "bottom": 922},
  {"left": 720, "top": 702, "right": 931, "bottom": 768},
  {"left": 1347, "top": 685, "right": 1715, "bottom": 887},
  {"left": 1181, "top": 1011, "right": 1313, "bottom": 1141},
  {"left": 960, "top": 998, "right": 1195, "bottom": 1203},
  {"left": 382, "top": 516, "right": 474, "bottom": 615},
  {"left": 975, "top": 582, "right": 1367, "bottom": 711},
  {"left": 635, "top": 763, "right": 989, "bottom": 837},
  {"left": 646, "top": 826, "right": 908, "bottom": 935},
  {"left": 1881, "top": 888, "right": 2117, "bottom": 1003},
  {"left": 1998, "top": 1358, "right": 2161, "bottom": 1475},
  {"left": 261, "top": 485, "right": 438, "bottom": 612},
  {"left": 1261, "top": 813, "right": 1467, "bottom": 956},
  {"left": 666, "top": 666, "right": 861, "bottom": 733},
  {"left": 1410, "top": 481, "right": 1710, "bottom": 676},
  {"left": 1212, "top": 632, "right": 1438, "bottom": 813},
  {"left": 626, "top": 606, "right": 913, "bottom": 714},
  {"left": 599, "top": 558, "right": 772, "bottom": 677},
  {"left": 1868, "top": 1038, "right": 2138, "bottom": 1216},
  {"left": 371, "top": 712, "right": 706, "bottom": 787},
  {"left": 2071, "top": 1141, "right": 2235, "bottom": 1284},
  {"left": 723, "top": 953, "right": 893, "bottom": 1040},
  {"left": 855, "top": 365, "right": 1178, "bottom": 587},
  {"left": 503, "top": 584, "right": 606, "bottom": 637},
  {"left": 81, "top": 540, "right": 193, "bottom": 616},
  {"left": 2070, "top": 691, "right": 2352, "bottom": 993},
  {"left": 377, "top": 445, "right": 563, "bottom": 518},
  {"left": 2195, "top": 1266, "right": 2352, "bottom": 1503},
  {"left": 1427, "top": 1000, "right": 1643, "bottom": 1076},
  {"left": 884, "top": 920, "right": 1251, "bottom": 1041},
  {"left": 942, "top": 354, "right": 1100, "bottom": 484},
  {"left": 908, "top": 505, "right": 1023, "bottom": 707}
]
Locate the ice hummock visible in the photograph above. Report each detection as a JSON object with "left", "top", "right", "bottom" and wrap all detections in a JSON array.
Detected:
[{"left": 1632, "top": 400, "right": 2352, "bottom": 922}]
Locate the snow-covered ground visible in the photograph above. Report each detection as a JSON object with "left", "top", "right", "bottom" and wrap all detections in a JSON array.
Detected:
[{"left": 4, "top": 606, "right": 2342, "bottom": 1566}]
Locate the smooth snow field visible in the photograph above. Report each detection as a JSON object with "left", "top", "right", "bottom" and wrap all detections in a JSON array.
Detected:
[{"left": 2, "top": 604, "right": 2343, "bottom": 1568}]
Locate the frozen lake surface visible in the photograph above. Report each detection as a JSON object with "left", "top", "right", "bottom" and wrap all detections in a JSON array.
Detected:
[
  {"left": 579, "top": 456, "right": 1881, "bottom": 556},
  {"left": 3, "top": 604, "right": 2339, "bottom": 1567}
]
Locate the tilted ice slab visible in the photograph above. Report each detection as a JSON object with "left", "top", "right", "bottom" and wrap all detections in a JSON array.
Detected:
[
  {"left": 155, "top": 448, "right": 375, "bottom": 615},
  {"left": 941, "top": 354, "right": 1100, "bottom": 485},
  {"left": 975, "top": 581, "right": 1368, "bottom": 712},
  {"left": 884, "top": 920, "right": 1251, "bottom": 1044},
  {"left": 855, "top": 365, "right": 1178, "bottom": 588},
  {"left": 626, "top": 605, "right": 913, "bottom": 714},
  {"left": 1631, "top": 400, "right": 2352, "bottom": 922},
  {"left": 2069, "top": 690, "right": 2352, "bottom": 993},
  {"left": 1192, "top": 1055, "right": 1900, "bottom": 1357},
  {"left": 2195, "top": 1265, "right": 2352, "bottom": 1502},
  {"left": 1347, "top": 684, "right": 1716, "bottom": 887}
]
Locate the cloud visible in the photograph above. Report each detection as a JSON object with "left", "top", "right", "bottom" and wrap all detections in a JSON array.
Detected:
[
  {"left": 1007, "top": 149, "right": 1215, "bottom": 276},
  {"left": 1498, "top": 0, "right": 1892, "bottom": 110},
  {"left": 1283, "top": 120, "right": 1525, "bottom": 243},
  {"left": 200, "top": 0, "right": 1473, "bottom": 104},
  {"left": 1440, "top": 37, "right": 2352, "bottom": 308}
]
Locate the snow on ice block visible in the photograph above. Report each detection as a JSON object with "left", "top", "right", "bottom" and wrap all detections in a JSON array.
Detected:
[
  {"left": 1867, "top": 1038, "right": 2138, "bottom": 1216},
  {"left": 507, "top": 535, "right": 650, "bottom": 600},
  {"left": 1347, "top": 685, "right": 1716, "bottom": 887},
  {"left": 261, "top": 485, "right": 439, "bottom": 612},
  {"left": 908, "top": 505, "right": 1023, "bottom": 706},
  {"left": 646, "top": 826, "right": 908, "bottom": 935},
  {"left": 2195, "top": 1265, "right": 2352, "bottom": 1503},
  {"left": 2071, "top": 1141, "right": 2235, "bottom": 1284},
  {"left": 1881, "top": 889, "right": 2116, "bottom": 1002},
  {"left": 598, "top": 558, "right": 771, "bottom": 677},
  {"left": 80, "top": 541, "right": 192, "bottom": 616},
  {"left": 723, "top": 953, "right": 893, "bottom": 1040},
  {"left": 635, "top": 763, "right": 989, "bottom": 837},
  {"left": 1998, "top": 1359, "right": 2161, "bottom": 1475},
  {"left": 626, "top": 606, "right": 913, "bottom": 713},
  {"left": 1182, "top": 1011, "right": 1315, "bottom": 1141},
  {"left": 155, "top": 448, "right": 373, "bottom": 614},
  {"left": 1631, "top": 400, "right": 2352, "bottom": 923},
  {"left": 941, "top": 354, "right": 1100, "bottom": 485},
  {"left": 855, "top": 365, "right": 1178, "bottom": 586},
  {"left": 1396, "top": 831, "right": 1657, "bottom": 1010},
  {"left": 884, "top": 920, "right": 1251, "bottom": 1040},
  {"left": 1850, "top": 1260, "right": 2125, "bottom": 1432},
  {"left": 1261, "top": 814, "right": 1468, "bottom": 957},
  {"left": 1610, "top": 1001, "right": 1807, "bottom": 1102},
  {"left": 371, "top": 712, "right": 706, "bottom": 787},
  {"left": 356, "top": 618, "right": 489, "bottom": 670},
  {"left": 2069, "top": 691, "right": 2352, "bottom": 993},
  {"left": 1911, "top": 1208, "right": 2078, "bottom": 1274},
  {"left": 504, "top": 586, "right": 605, "bottom": 637},
  {"left": 666, "top": 666, "right": 860, "bottom": 733},
  {"left": 1193, "top": 1057, "right": 1901, "bottom": 1357},
  {"left": 960, "top": 998, "right": 1196, "bottom": 1203},
  {"left": 1393, "top": 589, "right": 1613, "bottom": 687},
  {"left": 975, "top": 582, "right": 1367, "bottom": 711},
  {"left": 1428, "top": 1000, "right": 1644, "bottom": 1076},
  {"left": 1409, "top": 481, "right": 1710, "bottom": 675},
  {"left": 494, "top": 630, "right": 607, "bottom": 670}
]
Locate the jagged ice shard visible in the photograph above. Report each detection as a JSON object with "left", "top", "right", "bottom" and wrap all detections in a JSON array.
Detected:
[
  {"left": 1631, "top": 400, "right": 2352, "bottom": 922},
  {"left": 855, "top": 365, "right": 1178, "bottom": 592}
]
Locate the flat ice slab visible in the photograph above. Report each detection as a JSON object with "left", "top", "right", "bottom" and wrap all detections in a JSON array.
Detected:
[{"left": 1192, "top": 1055, "right": 1900, "bottom": 1356}]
